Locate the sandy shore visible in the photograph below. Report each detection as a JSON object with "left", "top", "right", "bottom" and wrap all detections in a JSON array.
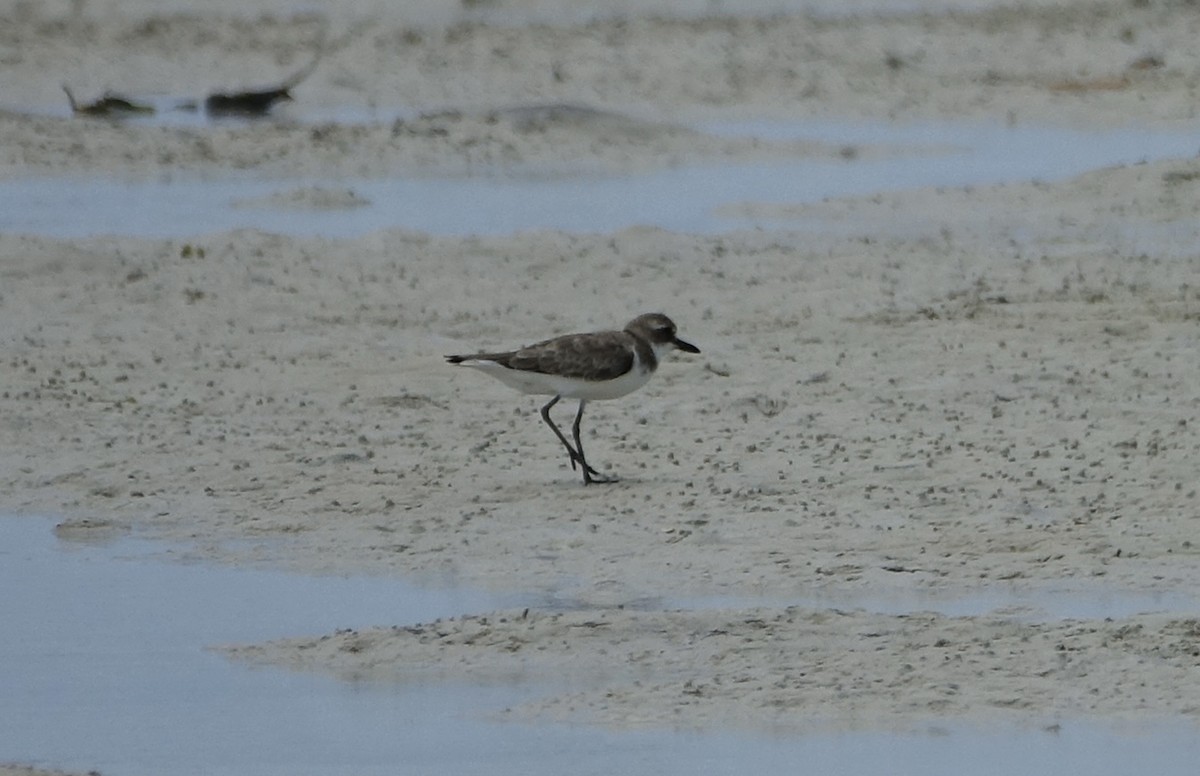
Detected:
[
  {"left": 4, "top": 0, "right": 1200, "bottom": 743},
  {"left": 0, "top": 767, "right": 89, "bottom": 776},
  {"left": 225, "top": 608, "right": 1200, "bottom": 732},
  {"left": 3, "top": 0, "right": 1200, "bottom": 178}
]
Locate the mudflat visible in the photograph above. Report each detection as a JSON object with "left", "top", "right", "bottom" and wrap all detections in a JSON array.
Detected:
[{"left": 3, "top": 0, "right": 1200, "bottom": 742}]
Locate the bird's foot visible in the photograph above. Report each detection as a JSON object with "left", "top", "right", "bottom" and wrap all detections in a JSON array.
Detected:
[
  {"left": 562, "top": 446, "right": 615, "bottom": 484},
  {"left": 581, "top": 465, "right": 617, "bottom": 485}
]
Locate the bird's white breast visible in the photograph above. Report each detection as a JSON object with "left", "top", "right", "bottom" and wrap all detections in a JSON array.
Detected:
[{"left": 457, "top": 348, "right": 655, "bottom": 400}]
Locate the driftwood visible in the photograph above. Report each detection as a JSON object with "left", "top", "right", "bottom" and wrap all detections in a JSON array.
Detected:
[
  {"left": 63, "top": 25, "right": 325, "bottom": 120},
  {"left": 62, "top": 85, "right": 154, "bottom": 117},
  {"left": 204, "top": 51, "right": 321, "bottom": 117}
]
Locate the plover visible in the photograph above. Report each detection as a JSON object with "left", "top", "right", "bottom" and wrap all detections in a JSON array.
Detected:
[{"left": 446, "top": 313, "right": 700, "bottom": 484}]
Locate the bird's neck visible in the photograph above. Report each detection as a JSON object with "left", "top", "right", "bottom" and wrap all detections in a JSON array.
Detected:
[{"left": 630, "top": 334, "right": 659, "bottom": 374}]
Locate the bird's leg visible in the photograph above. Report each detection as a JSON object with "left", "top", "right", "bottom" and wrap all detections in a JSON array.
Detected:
[
  {"left": 572, "top": 400, "right": 615, "bottom": 485},
  {"left": 540, "top": 395, "right": 584, "bottom": 472},
  {"left": 538, "top": 397, "right": 612, "bottom": 483}
]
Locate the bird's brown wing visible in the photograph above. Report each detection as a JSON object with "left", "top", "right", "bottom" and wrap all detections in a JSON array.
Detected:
[{"left": 504, "top": 331, "right": 634, "bottom": 381}]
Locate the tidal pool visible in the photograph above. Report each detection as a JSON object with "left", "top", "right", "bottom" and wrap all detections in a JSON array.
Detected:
[
  {"left": 0, "top": 120, "right": 1195, "bottom": 239},
  {"left": 3, "top": 516, "right": 1199, "bottom": 776}
]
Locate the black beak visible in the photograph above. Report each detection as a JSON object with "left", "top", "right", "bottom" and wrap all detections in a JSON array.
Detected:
[{"left": 674, "top": 337, "right": 700, "bottom": 354}]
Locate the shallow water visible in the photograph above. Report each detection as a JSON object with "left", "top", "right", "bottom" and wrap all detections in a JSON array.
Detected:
[
  {"left": 1, "top": 120, "right": 1196, "bottom": 239},
  {"left": 4, "top": 515, "right": 1200, "bottom": 776}
]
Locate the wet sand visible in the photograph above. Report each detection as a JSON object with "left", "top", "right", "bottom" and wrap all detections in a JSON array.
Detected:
[
  {"left": 3, "top": 0, "right": 1200, "bottom": 753},
  {"left": 0, "top": 767, "right": 85, "bottom": 776}
]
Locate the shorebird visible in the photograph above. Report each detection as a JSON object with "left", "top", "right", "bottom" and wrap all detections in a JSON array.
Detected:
[{"left": 446, "top": 313, "right": 700, "bottom": 484}]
